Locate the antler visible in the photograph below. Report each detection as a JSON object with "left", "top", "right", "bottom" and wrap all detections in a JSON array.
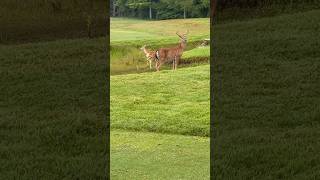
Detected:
[{"left": 176, "top": 31, "right": 183, "bottom": 39}]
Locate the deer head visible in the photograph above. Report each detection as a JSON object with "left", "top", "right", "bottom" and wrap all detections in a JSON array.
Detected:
[
  {"left": 140, "top": 45, "right": 146, "bottom": 50},
  {"left": 176, "top": 30, "right": 189, "bottom": 43}
]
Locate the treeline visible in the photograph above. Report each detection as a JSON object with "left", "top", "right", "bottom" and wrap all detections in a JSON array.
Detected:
[
  {"left": 0, "top": 0, "right": 107, "bottom": 44},
  {"left": 110, "top": 0, "right": 210, "bottom": 20},
  {"left": 110, "top": 0, "right": 320, "bottom": 20},
  {"left": 216, "top": 0, "right": 320, "bottom": 10}
]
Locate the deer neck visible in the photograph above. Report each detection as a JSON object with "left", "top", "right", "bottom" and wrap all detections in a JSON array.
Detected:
[
  {"left": 143, "top": 48, "right": 149, "bottom": 54},
  {"left": 179, "top": 41, "right": 187, "bottom": 50}
]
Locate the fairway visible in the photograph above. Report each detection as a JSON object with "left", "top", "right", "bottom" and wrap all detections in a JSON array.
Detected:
[
  {"left": 110, "top": 18, "right": 210, "bottom": 179},
  {"left": 111, "top": 130, "right": 209, "bottom": 180},
  {"left": 111, "top": 65, "right": 210, "bottom": 136}
]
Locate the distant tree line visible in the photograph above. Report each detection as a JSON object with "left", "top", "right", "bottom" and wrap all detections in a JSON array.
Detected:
[
  {"left": 110, "top": 0, "right": 210, "bottom": 19},
  {"left": 110, "top": 0, "right": 320, "bottom": 20},
  {"left": 216, "top": 0, "right": 320, "bottom": 10}
]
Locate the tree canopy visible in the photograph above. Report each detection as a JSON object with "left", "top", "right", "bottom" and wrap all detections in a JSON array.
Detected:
[{"left": 110, "top": 0, "right": 210, "bottom": 19}]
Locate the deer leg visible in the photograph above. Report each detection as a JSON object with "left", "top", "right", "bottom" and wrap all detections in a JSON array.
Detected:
[
  {"left": 148, "top": 58, "right": 152, "bottom": 69},
  {"left": 173, "top": 57, "right": 177, "bottom": 70},
  {"left": 175, "top": 57, "right": 179, "bottom": 70},
  {"left": 157, "top": 60, "right": 163, "bottom": 71},
  {"left": 155, "top": 61, "right": 159, "bottom": 71}
]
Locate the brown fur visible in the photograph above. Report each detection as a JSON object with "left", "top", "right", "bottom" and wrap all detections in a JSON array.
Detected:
[
  {"left": 155, "top": 31, "right": 188, "bottom": 71},
  {"left": 140, "top": 45, "right": 157, "bottom": 69}
]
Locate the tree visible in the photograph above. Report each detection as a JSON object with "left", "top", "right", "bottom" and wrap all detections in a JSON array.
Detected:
[
  {"left": 127, "top": 0, "right": 153, "bottom": 19},
  {"left": 179, "top": 0, "right": 193, "bottom": 19}
]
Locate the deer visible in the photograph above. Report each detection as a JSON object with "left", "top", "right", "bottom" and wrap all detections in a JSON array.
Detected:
[
  {"left": 140, "top": 45, "right": 158, "bottom": 69},
  {"left": 154, "top": 30, "right": 189, "bottom": 71}
]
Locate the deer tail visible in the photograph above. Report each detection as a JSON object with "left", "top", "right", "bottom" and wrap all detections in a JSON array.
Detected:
[{"left": 155, "top": 50, "right": 160, "bottom": 60}]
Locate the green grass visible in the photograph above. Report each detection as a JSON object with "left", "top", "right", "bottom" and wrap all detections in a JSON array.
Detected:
[
  {"left": 111, "top": 65, "right": 210, "bottom": 136},
  {"left": 0, "top": 37, "right": 107, "bottom": 179},
  {"left": 183, "top": 46, "right": 210, "bottom": 59},
  {"left": 213, "top": 9, "right": 320, "bottom": 179},
  {"left": 111, "top": 18, "right": 209, "bottom": 42},
  {"left": 110, "top": 18, "right": 210, "bottom": 179},
  {"left": 111, "top": 130, "right": 209, "bottom": 180}
]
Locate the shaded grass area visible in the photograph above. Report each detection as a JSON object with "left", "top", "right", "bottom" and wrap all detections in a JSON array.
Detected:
[
  {"left": 213, "top": 10, "right": 320, "bottom": 179},
  {"left": 0, "top": 0, "right": 107, "bottom": 44},
  {"left": 111, "top": 65, "right": 210, "bottom": 136},
  {"left": 216, "top": 2, "right": 320, "bottom": 23},
  {"left": 0, "top": 38, "right": 107, "bottom": 178},
  {"left": 111, "top": 130, "right": 209, "bottom": 180}
]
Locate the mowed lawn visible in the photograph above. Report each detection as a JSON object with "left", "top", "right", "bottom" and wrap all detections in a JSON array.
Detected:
[
  {"left": 110, "top": 18, "right": 210, "bottom": 179},
  {"left": 111, "top": 130, "right": 209, "bottom": 180},
  {"left": 111, "top": 65, "right": 210, "bottom": 136},
  {"left": 213, "top": 10, "right": 320, "bottom": 179},
  {"left": 110, "top": 65, "right": 210, "bottom": 179}
]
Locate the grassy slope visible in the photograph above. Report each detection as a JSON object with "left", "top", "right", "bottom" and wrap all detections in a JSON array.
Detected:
[
  {"left": 111, "top": 130, "right": 209, "bottom": 180},
  {"left": 111, "top": 65, "right": 210, "bottom": 136},
  {"left": 0, "top": 38, "right": 107, "bottom": 178},
  {"left": 111, "top": 18, "right": 209, "bottom": 42},
  {"left": 213, "top": 10, "right": 320, "bottom": 179}
]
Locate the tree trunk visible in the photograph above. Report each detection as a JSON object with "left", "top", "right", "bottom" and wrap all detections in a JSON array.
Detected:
[
  {"left": 149, "top": 5, "right": 152, "bottom": 19},
  {"left": 113, "top": 1, "right": 116, "bottom": 17},
  {"left": 211, "top": 0, "right": 217, "bottom": 18},
  {"left": 184, "top": 7, "right": 186, "bottom": 19}
]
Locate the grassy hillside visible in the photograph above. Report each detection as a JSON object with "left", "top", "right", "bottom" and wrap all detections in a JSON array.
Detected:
[
  {"left": 0, "top": 38, "right": 107, "bottom": 178},
  {"left": 213, "top": 10, "right": 320, "bottom": 179}
]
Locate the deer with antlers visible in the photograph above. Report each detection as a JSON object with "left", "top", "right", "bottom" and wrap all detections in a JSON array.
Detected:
[
  {"left": 140, "top": 45, "right": 158, "bottom": 69},
  {"left": 154, "top": 30, "right": 189, "bottom": 71}
]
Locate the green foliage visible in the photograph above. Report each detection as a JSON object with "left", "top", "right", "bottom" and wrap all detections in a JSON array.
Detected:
[{"left": 111, "top": 0, "right": 210, "bottom": 19}]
